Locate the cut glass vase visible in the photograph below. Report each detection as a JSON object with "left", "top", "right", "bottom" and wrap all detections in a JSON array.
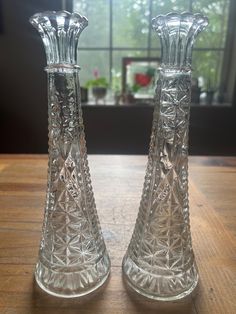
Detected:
[
  {"left": 122, "top": 12, "right": 208, "bottom": 301},
  {"left": 30, "top": 11, "right": 110, "bottom": 298}
]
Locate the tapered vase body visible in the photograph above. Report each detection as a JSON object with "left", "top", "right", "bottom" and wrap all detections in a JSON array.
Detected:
[
  {"left": 122, "top": 12, "right": 208, "bottom": 301},
  {"left": 30, "top": 11, "right": 110, "bottom": 298}
]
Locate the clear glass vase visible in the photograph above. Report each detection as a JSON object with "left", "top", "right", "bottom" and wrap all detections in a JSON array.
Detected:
[
  {"left": 122, "top": 12, "right": 208, "bottom": 301},
  {"left": 30, "top": 11, "right": 110, "bottom": 298}
]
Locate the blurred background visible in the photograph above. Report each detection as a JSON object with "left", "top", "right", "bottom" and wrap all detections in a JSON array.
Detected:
[{"left": 0, "top": 0, "right": 236, "bottom": 155}]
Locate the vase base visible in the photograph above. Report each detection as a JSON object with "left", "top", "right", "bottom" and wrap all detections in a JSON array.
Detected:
[
  {"left": 122, "top": 256, "right": 198, "bottom": 301},
  {"left": 35, "top": 254, "right": 110, "bottom": 298}
]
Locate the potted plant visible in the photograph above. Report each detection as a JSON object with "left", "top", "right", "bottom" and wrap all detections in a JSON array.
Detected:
[{"left": 86, "top": 69, "right": 109, "bottom": 104}]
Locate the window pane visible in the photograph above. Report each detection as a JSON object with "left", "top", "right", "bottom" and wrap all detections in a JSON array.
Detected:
[
  {"left": 193, "top": 0, "right": 230, "bottom": 48},
  {"left": 149, "top": 49, "right": 162, "bottom": 59},
  {"left": 78, "top": 51, "right": 110, "bottom": 86},
  {"left": 73, "top": 0, "right": 110, "bottom": 47},
  {"left": 151, "top": 0, "right": 190, "bottom": 49},
  {"left": 113, "top": 0, "right": 149, "bottom": 48},
  {"left": 150, "top": 32, "right": 161, "bottom": 49},
  {"left": 151, "top": 0, "right": 189, "bottom": 15},
  {"left": 112, "top": 50, "right": 148, "bottom": 90},
  {"left": 192, "top": 50, "right": 224, "bottom": 92}
]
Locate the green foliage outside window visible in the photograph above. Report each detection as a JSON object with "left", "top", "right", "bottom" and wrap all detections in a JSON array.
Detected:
[{"left": 74, "top": 0, "right": 229, "bottom": 93}]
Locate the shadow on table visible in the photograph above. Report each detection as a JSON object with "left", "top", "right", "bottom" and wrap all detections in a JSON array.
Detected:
[
  {"left": 29, "top": 275, "right": 110, "bottom": 313},
  {"left": 122, "top": 274, "right": 199, "bottom": 314},
  {"left": 28, "top": 271, "right": 199, "bottom": 313}
]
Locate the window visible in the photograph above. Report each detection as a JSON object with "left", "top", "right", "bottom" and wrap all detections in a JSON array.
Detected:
[{"left": 73, "top": 0, "right": 232, "bottom": 104}]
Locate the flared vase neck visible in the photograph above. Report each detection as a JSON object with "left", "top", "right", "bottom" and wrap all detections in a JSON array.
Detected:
[
  {"left": 152, "top": 12, "right": 208, "bottom": 70},
  {"left": 30, "top": 11, "right": 88, "bottom": 67}
]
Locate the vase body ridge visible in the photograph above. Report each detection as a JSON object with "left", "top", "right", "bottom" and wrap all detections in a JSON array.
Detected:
[
  {"left": 123, "top": 12, "right": 208, "bottom": 301},
  {"left": 30, "top": 11, "right": 110, "bottom": 298}
]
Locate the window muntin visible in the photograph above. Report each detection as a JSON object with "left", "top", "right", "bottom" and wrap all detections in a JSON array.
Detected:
[{"left": 74, "top": 0, "right": 230, "bottom": 103}]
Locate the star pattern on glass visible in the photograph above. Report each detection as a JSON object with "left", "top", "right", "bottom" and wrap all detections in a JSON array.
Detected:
[{"left": 125, "top": 72, "right": 197, "bottom": 296}]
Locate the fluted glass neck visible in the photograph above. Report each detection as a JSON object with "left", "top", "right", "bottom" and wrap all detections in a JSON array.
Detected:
[
  {"left": 152, "top": 12, "right": 208, "bottom": 69},
  {"left": 30, "top": 11, "right": 88, "bottom": 66}
]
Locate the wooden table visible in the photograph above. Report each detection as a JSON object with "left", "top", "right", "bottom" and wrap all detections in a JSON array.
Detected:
[{"left": 0, "top": 155, "right": 235, "bottom": 314}]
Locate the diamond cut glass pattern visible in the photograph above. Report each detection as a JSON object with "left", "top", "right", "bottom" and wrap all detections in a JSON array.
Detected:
[
  {"left": 30, "top": 11, "right": 110, "bottom": 298},
  {"left": 122, "top": 12, "right": 208, "bottom": 301}
]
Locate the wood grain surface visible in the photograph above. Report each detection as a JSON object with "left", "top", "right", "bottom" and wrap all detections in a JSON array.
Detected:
[{"left": 0, "top": 155, "right": 235, "bottom": 314}]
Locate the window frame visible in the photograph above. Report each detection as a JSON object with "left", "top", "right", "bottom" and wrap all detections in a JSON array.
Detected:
[{"left": 67, "top": 0, "right": 235, "bottom": 105}]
